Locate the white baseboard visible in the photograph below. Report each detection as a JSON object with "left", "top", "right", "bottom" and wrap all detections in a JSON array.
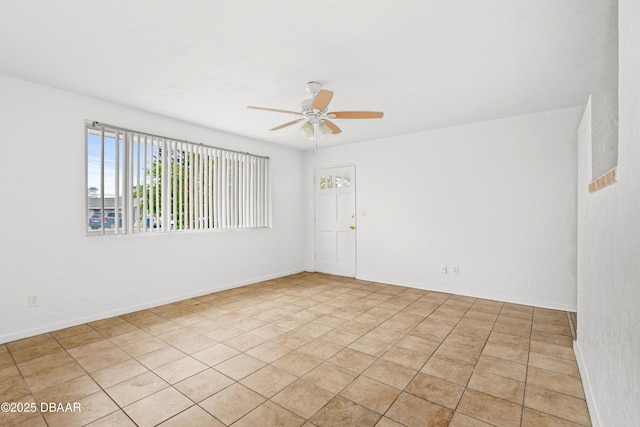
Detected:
[{"left": 574, "top": 339, "right": 601, "bottom": 427}]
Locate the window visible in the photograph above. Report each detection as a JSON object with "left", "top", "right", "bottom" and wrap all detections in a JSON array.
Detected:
[{"left": 86, "top": 121, "right": 271, "bottom": 235}]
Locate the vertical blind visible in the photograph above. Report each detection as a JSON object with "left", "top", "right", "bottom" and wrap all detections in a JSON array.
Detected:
[{"left": 86, "top": 121, "right": 271, "bottom": 235}]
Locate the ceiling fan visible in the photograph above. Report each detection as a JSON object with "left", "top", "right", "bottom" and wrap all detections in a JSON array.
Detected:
[{"left": 247, "top": 82, "right": 383, "bottom": 147}]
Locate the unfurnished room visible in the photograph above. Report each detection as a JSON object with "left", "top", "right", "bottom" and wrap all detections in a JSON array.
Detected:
[{"left": 0, "top": 1, "right": 638, "bottom": 426}]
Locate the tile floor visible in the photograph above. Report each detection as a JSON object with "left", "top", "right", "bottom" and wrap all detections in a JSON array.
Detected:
[{"left": 0, "top": 272, "right": 590, "bottom": 426}]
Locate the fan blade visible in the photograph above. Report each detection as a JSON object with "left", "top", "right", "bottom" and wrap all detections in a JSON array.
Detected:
[
  {"left": 269, "top": 119, "right": 304, "bottom": 131},
  {"left": 323, "top": 119, "right": 342, "bottom": 134},
  {"left": 311, "top": 89, "right": 334, "bottom": 111},
  {"left": 247, "top": 106, "right": 302, "bottom": 115},
  {"left": 328, "top": 111, "right": 384, "bottom": 119}
]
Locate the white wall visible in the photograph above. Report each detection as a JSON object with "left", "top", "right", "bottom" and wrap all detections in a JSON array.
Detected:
[
  {"left": 305, "top": 106, "right": 583, "bottom": 310},
  {"left": 0, "top": 75, "right": 306, "bottom": 344},
  {"left": 575, "top": 1, "right": 640, "bottom": 425}
]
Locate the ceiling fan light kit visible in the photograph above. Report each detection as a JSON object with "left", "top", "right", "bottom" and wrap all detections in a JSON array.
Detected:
[{"left": 247, "top": 82, "right": 383, "bottom": 149}]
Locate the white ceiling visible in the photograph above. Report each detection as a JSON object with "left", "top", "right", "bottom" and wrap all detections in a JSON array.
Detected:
[{"left": 0, "top": 0, "right": 618, "bottom": 150}]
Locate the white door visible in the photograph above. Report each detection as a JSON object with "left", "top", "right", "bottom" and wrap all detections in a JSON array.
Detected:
[{"left": 315, "top": 165, "right": 356, "bottom": 277}]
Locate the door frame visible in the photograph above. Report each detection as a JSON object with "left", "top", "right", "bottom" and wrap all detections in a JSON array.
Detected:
[{"left": 313, "top": 163, "right": 357, "bottom": 277}]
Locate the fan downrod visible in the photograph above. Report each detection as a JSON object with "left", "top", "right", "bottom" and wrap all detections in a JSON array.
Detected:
[{"left": 305, "top": 81, "right": 321, "bottom": 96}]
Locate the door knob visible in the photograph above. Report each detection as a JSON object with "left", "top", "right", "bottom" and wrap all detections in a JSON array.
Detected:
[{"left": 349, "top": 225, "right": 355, "bottom": 230}]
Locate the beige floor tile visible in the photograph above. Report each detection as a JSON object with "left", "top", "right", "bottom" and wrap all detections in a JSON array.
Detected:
[
  {"left": 42, "top": 391, "right": 119, "bottom": 427},
  {"left": 375, "top": 416, "right": 405, "bottom": 427},
  {"left": 223, "top": 332, "right": 265, "bottom": 352},
  {"left": 173, "top": 335, "right": 218, "bottom": 354},
  {"left": 528, "top": 352, "right": 580, "bottom": 377},
  {"left": 200, "top": 383, "right": 265, "bottom": 425},
  {"left": 409, "top": 321, "right": 452, "bottom": 343},
  {"left": 50, "top": 324, "right": 95, "bottom": 340},
  {"left": 240, "top": 365, "right": 297, "bottom": 397},
  {"left": 105, "top": 371, "right": 168, "bottom": 406},
  {"left": 463, "top": 310, "right": 499, "bottom": 323},
  {"left": 273, "top": 330, "right": 315, "bottom": 349},
  {"left": 385, "top": 392, "right": 453, "bottom": 427},
  {"left": 141, "top": 320, "right": 182, "bottom": 336},
  {"left": 364, "top": 359, "right": 417, "bottom": 390},
  {"left": 73, "top": 346, "right": 131, "bottom": 372},
  {"left": 86, "top": 410, "right": 138, "bottom": 426},
  {"left": 192, "top": 343, "right": 240, "bottom": 366},
  {"left": 91, "top": 359, "right": 148, "bottom": 389},
  {"left": 530, "top": 330, "right": 573, "bottom": 347},
  {"left": 87, "top": 316, "right": 127, "bottom": 330},
  {"left": 328, "top": 348, "right": 376, "bottom": 374},
  {"left": 6, "top": 334, "right": 56, "bottom": 353},
  {"left": 527, "top": 366, "right": 585, "bottom": 399},
  {"left": 475, "top": 354, "right": 527, "bottom": 382},
  {"left": 487, "top": 331, "right": 530, "bottom": 350},
  {"left": 482, "top": 342, "right": 529, "bottom": 364},
  {"left": 348, "top": 336, "right": 393, "bottom": 357},
  {"left": 532, "top": 320, "right": 572, "bottom": 336},
  {"left": 458, "top": 389, "right": 522, "bottom": 427},
  {"left": 338, "top": 320, "right": 376, "bottom": 336},
  {"left": 381, "top": 346, "right": 431, "bottom": 371},
  {"left": 230, "top": 317, "right": 268, "bottom": 332},
  {"left": 444, "top": 332, "right": 485, "bottom": 351},
  {"left": 213, "top": 353, "right": 266, "bottom": 380},
  {"left": 405, "top": 373, "right": 465, "bottom": 409},
  {"left": 272, "top": 380, "right": 334, "bottom": 419},
  {"left": 158, "top": 405, "right": 225, "bottom": 426},
  {"left": 174, "top": 368, "right": 234, "bottom": 402},
  {"left": 136, "top": 346, "right": 186, "bottom": 370},
  {"left": 449, "top": 412, "right": 493, "bottom": 426},
  {"left": 11, "top": 339, "right": 63, "bottom": 364},
  {"left": 524, "top": 384, "right": 591, "bottom": 426},
  {"left": 492, "top": 322, "right": 532, "bottom": 338},
  {"left": 110, "top": 330, "right": 154, "bottom": 348},
  {"left": 153, "top": 356, "right": 207, "bottom": 384},
  {"left": 120, "top": 337, "right": 169, "bottom": 358},
  {"left": 432, "top": 344, "right": 481, "bottom": 367},
  {"left": 33, "top": 375, "right": 100, "bottom": 404},
  {"left": 521, "top": 407, "right": 584, "bottom": 427},
  {"left": 272, "top": 350, "right": 323, "bottom": 376},
  {"left": 467, "top": 369, "right": 525, "bottom": 404},
  {"left": 245, "top": 341, "right": 293, "bottom": 363},
  {"left": 530, "top": 340, "right": 577, "bottom": 361},
  {"left": 394, "top": 335, "right": 439, "bottom": 355},
  {"left": 0, "top": 347, "right": 14, "bottom": 369},
  {"left": 66, "top": 339, "right": 117, "bottom": 359},
  {"left": 420, "top": 357, "right": 474, "bottom": 387},
  {"left": 234, "top": 401, "right": 306, "bottom": 427},
  {"left": 251, "top": 323, "right": 290, "bottom": 340},
  {"left": 124, "top": 387, "right": 193, "bottom": 427},
  {"left": 17, "top": 351, "right": 75, "bottom": 376},
  {"left": 310, "top": 396, "right": 381, "bottom": 427},
  {"left": 340, "top": 376, "right": 400, "bottom": 414},
  {"left": 320, "top": 329, "right": 360, "bottom": 346},
  {"left": 364, "top": 326, "right": 405, "bottom": 344},
  {"left": 96, "top": 322, "right": 139, "bottom": 339},
  {"left": 298, "top": 363, "right": 357, "bottom": 394},
  {"left": 0, "top": 376, "right": 30, "bottom": 401},
  {"left": 451, "top": 323, "right": 492, "bottom": 341},
  {"left": 23, "top": 361, "right": 87, "bottom": 393},
  {"left": 297, "top": 339, "right": 343, "bottom": 360},
  {"left": 0, "top": 396, "right": 40, "bottom": 426}
]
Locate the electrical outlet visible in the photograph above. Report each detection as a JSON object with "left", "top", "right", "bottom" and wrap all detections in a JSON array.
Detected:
[
  {"left": 28, "top": 294, "right": 39, "bottom": 307},
  {"left": 440, "top": 265, "right": 447, "bottom": 274},
  {"left": 452, "top": 265, "right": 459, "bottom": 274}
]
